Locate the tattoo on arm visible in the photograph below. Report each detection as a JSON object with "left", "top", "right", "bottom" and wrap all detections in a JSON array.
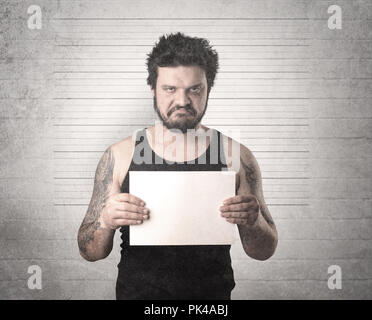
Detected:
[
  {"left": 240, "top": 159, "right": 258, "bottom": 192},
  {"left": 240, "top": 159, "right": 274, "bottom": 226},
  {"left": 78, "top": 147, "right": 115, "bottom": 255}
]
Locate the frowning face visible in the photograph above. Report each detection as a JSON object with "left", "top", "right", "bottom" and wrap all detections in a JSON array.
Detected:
[{"left": 151, "top": 65, "right": 209, "bottom": 133}]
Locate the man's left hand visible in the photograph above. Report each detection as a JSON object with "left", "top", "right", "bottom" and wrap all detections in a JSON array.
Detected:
[{"left": 219, "top": 195, "right": 260, "bottom": 226}]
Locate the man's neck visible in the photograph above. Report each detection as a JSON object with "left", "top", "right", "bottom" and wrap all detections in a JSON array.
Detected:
[{"left": 146, "top": 122, "right": 212, "bottom": 162}]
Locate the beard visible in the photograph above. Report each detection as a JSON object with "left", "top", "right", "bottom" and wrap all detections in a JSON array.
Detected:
[{"left": 153, "top": 93, "right": 208, "bottom": 134}]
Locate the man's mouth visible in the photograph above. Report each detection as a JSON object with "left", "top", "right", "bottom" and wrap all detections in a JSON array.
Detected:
[
  {"left": 174, "top": 108, "right": 190, "bottom": 114},
  {"left": 168, "top": 106, "right": 196, "bottom": 117}
]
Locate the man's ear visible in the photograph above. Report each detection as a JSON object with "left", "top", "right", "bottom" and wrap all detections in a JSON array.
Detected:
[{"left": 151, "top": 87, "right": 155, "bottom": 97}]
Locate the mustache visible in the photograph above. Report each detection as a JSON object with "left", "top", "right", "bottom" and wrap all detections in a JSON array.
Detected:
[{"left": 167, "top": 104, "right": 196, "bottom": 117}]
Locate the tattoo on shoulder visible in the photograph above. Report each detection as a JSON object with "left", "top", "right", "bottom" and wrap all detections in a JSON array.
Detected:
[
  {"left": 240, "top": 158, "right": 274, "bottom": 226},
  {"left": 78, "top": 147, "right": 115, "bottom": 254}
]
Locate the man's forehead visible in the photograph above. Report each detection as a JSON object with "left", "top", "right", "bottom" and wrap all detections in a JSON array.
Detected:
[{"left": 157, "top": 65, "right": 206, "bottom": 84}]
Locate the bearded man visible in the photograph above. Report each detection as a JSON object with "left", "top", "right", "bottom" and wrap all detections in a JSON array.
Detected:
[{"left": 77, "top": 32, "right": 278, "bottom": 300}]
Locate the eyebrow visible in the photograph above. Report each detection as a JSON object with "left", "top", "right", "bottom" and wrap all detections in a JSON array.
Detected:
[{"left": 161, "top": 83, "right": 204, "bottom": 89}]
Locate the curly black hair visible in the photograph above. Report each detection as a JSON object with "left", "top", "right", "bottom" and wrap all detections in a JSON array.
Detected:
[{"left": 146, "top": 32, "right": 219, "bottom": 93}]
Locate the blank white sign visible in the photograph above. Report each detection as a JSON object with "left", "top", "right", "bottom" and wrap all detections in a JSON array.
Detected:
[{"left": 129, "top": 171, "right": 236, "bottom": 245}]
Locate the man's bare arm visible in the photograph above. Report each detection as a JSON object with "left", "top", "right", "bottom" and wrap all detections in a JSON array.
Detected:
[
  {"left": 236, "top": 146, "right": 278, "bottom": 260},
  {"left": 77, "top": 147, "right": 117, "bottom": 261}
]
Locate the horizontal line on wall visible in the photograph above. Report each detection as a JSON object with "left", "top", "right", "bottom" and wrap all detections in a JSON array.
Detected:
[
  {"left": 57, "top": 37, "right": 311, "bottom": 41},
  {"left": 52, "top": 151, "right": 309, "bottom": 154},
  {"left": 54, "top": 170, "right": 308, "bottom": 173},
  {"left": 54, "top": 23, "right": 310, "bottom": 27},
  {"left": 54, "top": 33, "right": 311, "bottom": 38},
  {"left": 4, "top": 97, "right": 367, "bottom": 101},
  {"left": 54, "top": 181, "right": 309, "bottom": 185},
  {"left": 53, "top": 176, "right": 310, "bottom": 179},
  {"left": 5, "top": 239, "right": 370, "bottom": 242},
  {"left": 53, "top": 84, "right": 308, "bottom": 86},
  {"left": 52, "top": 156, "right": 310, "bottom": 159},
  {"left": 52, "top": 124, "right": 309, "bottom": 127},
  {"left": 51, "top": 26, "right": 310, "bottom": 30},
  {"left": 53, "top": 71, "right": 309, "bottom": 74},
  {"left": 56, "top": 197, "right": 308, "bottom": 202},
  {"left": 0, "top": 279, "right": 116, "bottom": 283},
  {"left": 54, "top": 29, "right": 311, "bottom": 33},
  {"left": 54, "top": 93, "right": 308, "bottom": 95},
  {"left": 54, "top": 65, "right": 309, "bottom": 68},
  {"left": 52, "top": 203, "right": 309, "bottom": 207},
  {"left": 17, "top": 218, "right": 372, "bottom": 222},
  {"left": 49, "top": 18, "right": 365, "bottom": 22},
  {"left": 52, "top": 137, "right": 309, "bottom": 140},
  {"left": 53, "top": 154, "right": 308, "bottom": 157},
  {"left": 51, "top": 18, "right": 311, "bottom": 21},
  {"left": 52, "top": 129, "right": 309, "bottom": 131},
  {"left": 53, "top": 151, "right": 309, "bottom": 154},
  {"left": 53, "top": 106, "right": 308, "bottom": 109},
  {"left": 55, "top": 44, "right": 310, "bottom": 47},
  {"left": 51, "top": 141, "right": 310, "bottom": 144},
  {"left": 54, "top": 191, "right": 309, "bottom": 194},
  {"left": 52, "top": 77, "right": 311, "bottom": 80},
  {"left": 53, "top": 112, "right": 308, "bottom": 115},
  {"left": 53, "top": 38, "right": 370, "bottom": 42},
  {"left": 232, "top": 279, "right": 372, "bottom": 282},
  {"left": 10, "top": 58, "right": 368, "bottom": 61},
  {"left": 52, "top": 97, "right": 311, "bottom": 99},
  {"left": 54, "top": 117, "right": 310, "bottom": 120},
  {"left": 315, "top": 117, "right": 372, "bottom": 119},
  {"left": 53, "top": 182, "right": 308, "bottom": 185},
  {"left": 45, "top": 57, "right": 372, "bottom": 61}
]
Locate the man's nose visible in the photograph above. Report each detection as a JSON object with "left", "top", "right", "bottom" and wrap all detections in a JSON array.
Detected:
[{"left": 175, "top": 89, "right": 191, "bottom": 107}]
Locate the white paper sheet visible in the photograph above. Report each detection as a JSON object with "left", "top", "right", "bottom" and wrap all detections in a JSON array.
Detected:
[{"left": 129, "top": 171, "right": 236, "bottom": 245}]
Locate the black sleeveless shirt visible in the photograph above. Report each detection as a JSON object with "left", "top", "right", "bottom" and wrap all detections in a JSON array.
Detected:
[{"left": 116, "top": 128, "right": 235, "bottom": 300}]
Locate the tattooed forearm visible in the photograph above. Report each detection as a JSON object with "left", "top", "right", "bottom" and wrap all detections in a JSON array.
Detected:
[
  {"left": 240, "top": 158, "right": 274, "bottom": 226},
  {"left": 78, "top": 221, "right": 101, "bottom": 255},
  {"left": 78, "top": 147, "right": 115, "bottom": 255},
  {"left": 237, "top": 151, "right": 278, "bottom": 260}
]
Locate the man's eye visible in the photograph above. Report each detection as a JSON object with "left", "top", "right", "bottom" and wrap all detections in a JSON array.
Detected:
[
  {"left": 166, "top": 87, "right": 175, "bottom": 92},
  {"left": 190, "top": 87, "right": 201, "bottom": 93}
]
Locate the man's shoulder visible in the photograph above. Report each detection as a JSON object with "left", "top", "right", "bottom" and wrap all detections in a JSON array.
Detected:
[
  {"left": 109, "top": 130, "right": 142, "bottom": 186},
  {"left": 217, "top": 131, "right": 258, "bottom": 174},
  {"left": 111, "top": 134, "right": 136, "bottom": 154},
  {"left": 218, "top": 131, "right": 253, "bottom": 159}
]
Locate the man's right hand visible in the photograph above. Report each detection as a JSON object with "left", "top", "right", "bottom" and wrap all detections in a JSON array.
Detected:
[{"left": 99, "top": 193, "right": 150, "bottom": 230}]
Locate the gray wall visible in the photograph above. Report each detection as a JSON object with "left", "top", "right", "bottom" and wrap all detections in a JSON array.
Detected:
[{"left": 0, "top": 0, "right": 371, "bottom": 299}]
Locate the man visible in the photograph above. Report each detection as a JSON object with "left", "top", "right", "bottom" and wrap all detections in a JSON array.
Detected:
[{"left": 77, "top": 32, "right": 278, "bottom": 300}]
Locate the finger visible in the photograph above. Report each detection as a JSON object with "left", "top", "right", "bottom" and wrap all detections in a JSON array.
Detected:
[
  {"left": 220, "top": 202, "right": 252, "bottom": 212},
  {"left": 223, "top": 195, "right": 256, "bottom": 205},
  {"left": 116, "top": 203, "right": 149, "bottom": 214},
  {"left": 221, "top": 211, "right": 250, "bottom": 219},
  {"left": 114, "top": 211, "right": 149, "bottom": 221},
  {"left": 114, "top": 219, "right": 144, "bottom": 227},
  {"left": 115, "top": 193, "right": 145, "bottom": 206},
  {"left": 226, "top": 218, "right": 248, "bottom": 225}
]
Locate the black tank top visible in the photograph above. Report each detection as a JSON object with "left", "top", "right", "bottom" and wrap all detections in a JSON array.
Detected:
[{"left": 116, "top": 127, "right": 235, "bottom": 300}]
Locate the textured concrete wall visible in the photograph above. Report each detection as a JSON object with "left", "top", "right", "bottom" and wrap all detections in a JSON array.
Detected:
[{"left": 0, "top": 0, "right": 371, "bottom": 299}]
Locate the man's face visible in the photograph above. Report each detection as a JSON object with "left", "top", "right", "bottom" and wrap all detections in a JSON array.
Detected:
[{"left": 151, "top": 65, "right": 209, "bottom": 133}]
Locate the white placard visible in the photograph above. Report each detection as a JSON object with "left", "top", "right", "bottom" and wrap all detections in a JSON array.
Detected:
[{"left": 129, "top": 171, "right": 236, "bottom": 245}]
